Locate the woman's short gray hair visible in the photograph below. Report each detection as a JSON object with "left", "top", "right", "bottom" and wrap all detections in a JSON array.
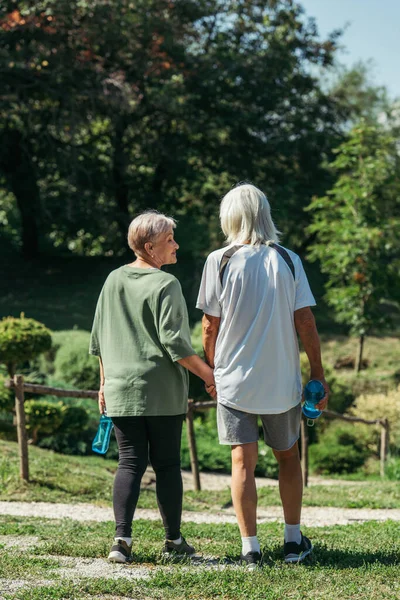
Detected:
[
  {"left": 127, "top": 210, "right": 176, "bottom": 255},
  {"left": 220, "top": 183, "right": 280, "bottom": 246}
]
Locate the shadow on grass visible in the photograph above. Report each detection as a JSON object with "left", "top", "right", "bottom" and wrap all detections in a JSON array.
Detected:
[{"left": 256, "top": 544, "right": 400, "bottom": 570}]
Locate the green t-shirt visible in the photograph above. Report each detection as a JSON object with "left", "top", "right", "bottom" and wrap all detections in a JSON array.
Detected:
[{"left": 89, "top": 266, "right": 195, "bottom": 417}]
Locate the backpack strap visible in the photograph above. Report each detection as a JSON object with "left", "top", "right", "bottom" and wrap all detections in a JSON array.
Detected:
[
  {"left": 269, "top": 243, "right": 295, "bottom": 280},
  {"left": 219, "top": 245, "right": 244, "bottom": 286},
  {"left": 219, "top": 243, "right": 295, "bottom": 286}
]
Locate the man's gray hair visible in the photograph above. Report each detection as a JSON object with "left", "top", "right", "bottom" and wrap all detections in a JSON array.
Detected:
[
  {"left": 127, "top": 210, "right": 176, "bottom": 255},
  {"left": 220, "top": 183, "right": 280, "bottom": 246}
]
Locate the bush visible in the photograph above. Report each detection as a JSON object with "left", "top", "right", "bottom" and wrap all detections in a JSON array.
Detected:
[
  {"left": 309, "top": 422, "right": 371, "bottom": 474},
  {"left": 0, "top": 315, "right": 52, "bottom": 376},
  {"left": 24, "top": 398, "right": 90, "bottom": 449},
  {"left": 0, "top": 372, "right": 14, "bottom": 413},
  {"left": 39, "top": 330, "right": 99, "bottom": 390},
  {"left": 385, "top": 456, "right": 400, "bottom": 481},
  {"left": 350, "top": 385, "right": 400, "bottom": 450},
  {"left": 24, "top": 400, "right": 63, "bottom": 444}
]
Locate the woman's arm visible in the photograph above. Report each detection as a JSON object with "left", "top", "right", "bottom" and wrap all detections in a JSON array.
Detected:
[
  {"left": 98, "top": 357, "right": 106, "bottom": 414},
  {"left": 177, "top": 355, "right": 216, "bottom": 398}
]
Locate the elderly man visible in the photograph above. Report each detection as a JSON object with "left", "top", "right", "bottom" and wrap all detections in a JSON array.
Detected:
[{"left": 196, "top": 183, "right": 329, "bottom": 568}]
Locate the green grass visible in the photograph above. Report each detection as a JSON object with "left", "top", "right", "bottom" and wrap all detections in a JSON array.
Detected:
[
  {"left": 1, "top": 440, "right": 400, "bottom": 509},
  {"left": 320, "top": 334, "right": 400, "bottom": 394},
  {"left": 1, "top": 516, "right": 400, "bottom": 599}
]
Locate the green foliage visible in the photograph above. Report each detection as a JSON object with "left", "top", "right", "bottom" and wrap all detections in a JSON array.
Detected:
[
  {"left": 49, "top": 330, "right": 99, "bottom": 390},
  {"left": 0, "top": 0, "right": 344, "bottom": 262},
  {"left": 24, "top": 400, "right": 63, "bottom": 443},
  {"left": 385, "top": 456, "right": 400, "bottom": 481},
  {"left": 310, "top": 422, "right": 370, "bottom": 474},
  {"left": 0, "top": 315, "right": 52, "bottom": 376},
  {"left": 307, "top": 123, "right": 400, "bottom": 346},
  {"left": 0, "top": 372, "right": 13, "bottom": 413},
  {"left": 24, "top": 398, "right": 90, "bottom": 450}
]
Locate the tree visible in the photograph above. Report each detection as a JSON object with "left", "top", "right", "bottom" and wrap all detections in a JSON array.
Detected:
[
  {"left": 0, "top": 0, "right": 345, "bottom": 265},
  {"left": 0, "top": 314, "right": 52, "bottom": 377},
  {"left": 306, "top": 122, "right": 400, "bottom": 371}
]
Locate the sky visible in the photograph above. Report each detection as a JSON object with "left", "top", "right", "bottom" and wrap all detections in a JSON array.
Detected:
[{"left": 300, "top": 0, "right": 400, "bottom": 99}]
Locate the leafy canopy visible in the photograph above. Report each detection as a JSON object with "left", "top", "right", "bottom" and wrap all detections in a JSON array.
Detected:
[{"left": 307, "top": 122, "right": 400, "bottom": 337}]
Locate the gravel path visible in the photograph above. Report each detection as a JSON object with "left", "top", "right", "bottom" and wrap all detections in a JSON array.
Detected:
[{"left": 1, "top": 500, "right": 400, "bottom": 527}]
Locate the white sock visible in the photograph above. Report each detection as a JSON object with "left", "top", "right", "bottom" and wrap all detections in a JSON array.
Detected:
[
  {"left": 284, "top": 524, "right": 301, "bottom": 544},
  {"left": 168, "top": 536, "right": 182, "bottom": 545},
  {"left": 241, "top": 536, "right": 260, "bottom": 555},
  {"left": 115, "top": 536, "right": 132, "bottom": 546}
]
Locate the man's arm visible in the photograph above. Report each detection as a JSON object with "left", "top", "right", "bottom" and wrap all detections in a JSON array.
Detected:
[
  {"left": 294, "top": 306, "right": 329, "bottom": 410},
  {"left": 202, "top": 314, "right": 221, "bottom": 369}
]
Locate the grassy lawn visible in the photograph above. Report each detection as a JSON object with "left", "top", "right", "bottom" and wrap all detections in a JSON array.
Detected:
[
  {"left": 1, "top": 440, "right": 399, "bottom": 510},
  {"left": 0, "top": 516, "right": 399, "bottom": 599}
]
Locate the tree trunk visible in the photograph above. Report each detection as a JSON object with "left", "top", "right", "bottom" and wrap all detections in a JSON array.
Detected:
[
  {"left": 355, "top": 334, "right": 365, "bottom": 373},
  {"left": 1, "top": 129, "right": 40, "bottom": 259}
]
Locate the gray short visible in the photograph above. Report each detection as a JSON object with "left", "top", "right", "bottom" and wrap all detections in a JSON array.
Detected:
[{"left": 217, "top": 402, "right": 301, "bottom": 451}]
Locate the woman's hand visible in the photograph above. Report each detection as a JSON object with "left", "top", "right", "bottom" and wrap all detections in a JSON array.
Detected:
[
  {"left": 205, "top": 381, "right": 217, "bottom": 399},
  {"left": 98, "top": 384, "right": 106, "bottom": 414}
]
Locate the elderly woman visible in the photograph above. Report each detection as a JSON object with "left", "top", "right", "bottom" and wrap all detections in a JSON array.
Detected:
[
  {"left": 90, "top": 210, "right": 215, "bottom": 563},
  {"left": 196, "top": 183, "right": 328, "bottom": 567}
]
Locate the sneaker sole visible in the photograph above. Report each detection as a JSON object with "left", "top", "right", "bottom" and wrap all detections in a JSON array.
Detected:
[
  {"left": 284, "top": 544, "right": 313, "bottom": 564},
  {"left": 108, "top": 551, "right": 129, "bottom": 563}
]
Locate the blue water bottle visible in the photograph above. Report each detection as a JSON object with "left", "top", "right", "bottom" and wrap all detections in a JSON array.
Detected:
[
  {"left": 92, "top": 413, "right": 114, "bottom": 455},
  {"left": 302, "top": 380, "right": 325, "bottom": 425}
]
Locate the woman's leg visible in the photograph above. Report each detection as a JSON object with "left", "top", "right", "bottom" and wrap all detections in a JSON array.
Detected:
[
  {"left": 147, "top": 414, "right": 184, "bottom": 540},
  {"left": 112, "top": 417, "right": 148, "bottom": 538}
]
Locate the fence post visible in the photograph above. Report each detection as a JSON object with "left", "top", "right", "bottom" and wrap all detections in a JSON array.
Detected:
[
  {"left": 14, "top": 374, "right": 29, "bottom": 482},
  {"left": 186, "top": 401, "right": 201, "bottom": 491},
  {"left": 300, "top": 416, "right": 309, "bottom": 488},
  {"left": 380, "top": 419, "right": 389, "bottom": 479}
]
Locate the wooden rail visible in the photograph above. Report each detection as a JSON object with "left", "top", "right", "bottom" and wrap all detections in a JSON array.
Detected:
[{"left": 5, "top": 378, "right": 390, "bottom": 488}]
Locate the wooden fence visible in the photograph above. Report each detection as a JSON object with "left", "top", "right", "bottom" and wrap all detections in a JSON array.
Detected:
[{"left": 5, "top": 376, "right": 390, "bottom": 490}]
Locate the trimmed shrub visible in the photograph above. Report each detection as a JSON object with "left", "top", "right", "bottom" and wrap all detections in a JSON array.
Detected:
[
  {"left": 0, "top": 315, "right": 52, "bottom": 376},
  {"left": 24, "top": 400, "right": 63, "bottom": 444},
  {"left": 50, "top": 330, "right": 99, "bottom": 390},
  {"left": 0, "top": 372, "right": 14, "bottom": 413}
]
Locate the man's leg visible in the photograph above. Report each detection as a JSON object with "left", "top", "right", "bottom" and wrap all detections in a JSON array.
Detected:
[
  {"left": 273, "top": 441, "right": 303, "bottom": 527},
  {"left": 231, "top": 442, "right": 259, "bottom": 537}
]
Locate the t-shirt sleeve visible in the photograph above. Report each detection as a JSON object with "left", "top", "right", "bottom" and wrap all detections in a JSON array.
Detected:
[
  {"left": 89, "top": 292, "right": 103, "bottom": 357},
  {"left": 159, "top": 279, "right": 195, "bottom": 362},
  {"left": 294, "top": 256, "right": 316, "bottom": 311},
  {"left": 196, "top": 254, "right": 222, "bottom": 317}
]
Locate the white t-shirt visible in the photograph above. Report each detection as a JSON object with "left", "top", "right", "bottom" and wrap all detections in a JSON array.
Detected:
[{"left": 196, "top": 244, "right": 316, "bottom": 414}]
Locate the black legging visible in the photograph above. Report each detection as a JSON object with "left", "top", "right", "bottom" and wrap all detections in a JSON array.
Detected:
[{"left": 111, "top": 414, "right": 184, "bottom": 540}]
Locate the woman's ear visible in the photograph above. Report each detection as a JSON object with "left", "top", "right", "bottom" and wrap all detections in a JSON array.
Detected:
[{"left": 144, "top": 241, "right": 153, "bottom": 256}]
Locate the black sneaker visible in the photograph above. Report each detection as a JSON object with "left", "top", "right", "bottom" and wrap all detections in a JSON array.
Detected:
[
  {"left": 239, "top": 551, "right": 262, "bottom": 570},
  {"left": 163, "top": 536, "right": 195, "bottom": 556},
  {"left": 284, "top": 533, "right": 313, "bottom": 563},
  {"left": 108, "top": 538, "right": 132, "bottom": 563}
]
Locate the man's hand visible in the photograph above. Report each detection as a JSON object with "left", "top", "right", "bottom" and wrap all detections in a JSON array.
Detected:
[
  {"left": 313, "top": 376, "right": 330, "bottom": 411},
  {"left": 98, "top": 385, "right": 106, "bottom": 414}
]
